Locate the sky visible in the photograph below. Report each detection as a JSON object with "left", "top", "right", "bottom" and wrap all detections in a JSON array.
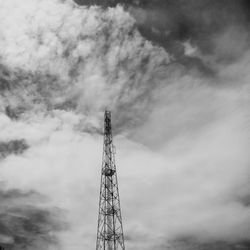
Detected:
[{"left": 0, "top": 0, "right": 250, "bottom": 249}]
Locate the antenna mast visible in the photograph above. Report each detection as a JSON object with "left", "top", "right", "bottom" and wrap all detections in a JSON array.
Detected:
[{"left": 96, "top": 111, "right": 125, "bottom": 250}]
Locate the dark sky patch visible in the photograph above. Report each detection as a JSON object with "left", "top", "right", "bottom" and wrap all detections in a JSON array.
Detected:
[
  {"left": 5, "top": 106, "right": 26, "bottom": 120},
  {"left": 0, "top": 66, "right": 78, "bottom": 117},
  {"left": 0, "top": 188, "right": 67, "bottom": 250},
  {"left": 0, "top": 140, "right": 29, "bottom": 159},
  {"left": 74, "top": 0, "right": 118, "bottom": 7},
  {"left": 0, "top": 64, "right": 14, "bottom": 91},
  {"left": 126, "top": 0, "right": 250, "bottom": 61},
  {"left": 74, "top": 0, "right": 250, "bottom": 74},
  {"left": 0, "top": 206, "right": 63, "bottom": 250}
]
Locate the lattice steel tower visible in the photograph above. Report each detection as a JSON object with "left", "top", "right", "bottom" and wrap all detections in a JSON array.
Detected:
[{"left": 96, "top": 111, "right": 125, "bottom": 250}]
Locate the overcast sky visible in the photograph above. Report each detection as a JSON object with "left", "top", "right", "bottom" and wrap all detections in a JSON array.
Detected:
[{"left": 0, "top": 0, "right": 250, "bottom": 250}]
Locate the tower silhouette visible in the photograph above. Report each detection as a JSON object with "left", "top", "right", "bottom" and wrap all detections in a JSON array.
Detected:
[{"left": 96, "top": 111, "right": 125, "bottom": 250}]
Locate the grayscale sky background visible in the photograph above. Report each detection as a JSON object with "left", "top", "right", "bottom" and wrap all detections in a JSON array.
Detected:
[{"left": 0, "top": 0, "right": 250, "bottom": 249}]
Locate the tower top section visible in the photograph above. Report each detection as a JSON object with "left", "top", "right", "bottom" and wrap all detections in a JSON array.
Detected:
[{"left": 104, "top": 110, "right": 112, "bottom": 136}]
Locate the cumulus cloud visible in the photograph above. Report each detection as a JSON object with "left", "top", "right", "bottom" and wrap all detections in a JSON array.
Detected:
[
  {"left": 0, "top": 0, "right": 249, "bottom": 249},
  {"left": 0, "top": 0, "right": 170, "bottom": 128}
]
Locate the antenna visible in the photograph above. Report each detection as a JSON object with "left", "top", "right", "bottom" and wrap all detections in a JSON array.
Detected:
[{"left": 96, "top": 111, "right": 125, "bottom": 250}]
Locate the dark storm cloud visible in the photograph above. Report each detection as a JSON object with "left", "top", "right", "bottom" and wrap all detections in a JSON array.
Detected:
[
  {"left": 74, "top": 0, "right": 118, "bottom": 7},
  {"left": 0, "top": 140, "right": 29, "bottom": 159},
  {"left": 0, "top": 188, "right": 66, "bottom": 250},
  {"left": 75, "top": 0, "right": 250, "bottom": 73}
]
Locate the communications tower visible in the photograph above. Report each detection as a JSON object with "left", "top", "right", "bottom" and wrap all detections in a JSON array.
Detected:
[{"left": 96, "top": 111, "right": 125, "bottom": 250}]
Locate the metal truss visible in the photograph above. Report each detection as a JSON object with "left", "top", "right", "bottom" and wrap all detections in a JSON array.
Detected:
[{"left": 96, "top": 111, "right": 125, "bottom": 250}]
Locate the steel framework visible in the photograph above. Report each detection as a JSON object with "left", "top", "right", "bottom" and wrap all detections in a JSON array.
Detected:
[{"left": 96, "top": 111, "right": 125, "bottom": 250}]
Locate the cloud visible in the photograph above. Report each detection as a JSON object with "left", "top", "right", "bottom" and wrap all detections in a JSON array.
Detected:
[
  {"left": 87, "top": 0, "right": 250, "bottom": 76},
  {"left": 0, "top": 0, "right": 249, "bottom": 249},
  {"left": 117, "top": 108, "right": 250, "bottom": 248},
  {"left": 0, "top": 112, "right": 102, "bottom": 249},
  {"left": 0, "top": 188, "right": 65, "bottom": 250},
  {"left": 0, "top": 140, "right": 29, "bottom": 159},
  {"left": 0, "top": 0, "right": 171, "bottom": 130}
]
